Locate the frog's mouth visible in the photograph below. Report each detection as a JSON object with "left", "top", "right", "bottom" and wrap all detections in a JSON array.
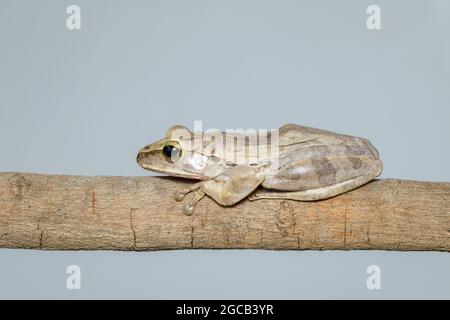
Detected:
[
  {"left": 140, "top": 164, "right": 203, "bottom": 180},
  {"left": 137, "top": 155, "right": 204, "bottom": 180}
]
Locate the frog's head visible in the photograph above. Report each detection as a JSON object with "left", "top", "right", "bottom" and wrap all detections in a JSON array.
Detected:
[{"left": 137, "top": 125, "right": 223, "bottom": 180}]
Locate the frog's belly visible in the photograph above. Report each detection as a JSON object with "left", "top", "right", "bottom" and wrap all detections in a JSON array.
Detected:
[{"left": 261, "top": 156, "right": 382, "bottom": 191}]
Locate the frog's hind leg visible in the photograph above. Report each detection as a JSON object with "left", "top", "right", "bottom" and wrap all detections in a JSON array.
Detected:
[{"left": 248, "top": 175, "right": 373, "bottom": 201}]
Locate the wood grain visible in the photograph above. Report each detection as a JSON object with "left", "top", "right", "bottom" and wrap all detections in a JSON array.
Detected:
[{"left": 0, "top": 172, "right": 449, "bottom": 251}]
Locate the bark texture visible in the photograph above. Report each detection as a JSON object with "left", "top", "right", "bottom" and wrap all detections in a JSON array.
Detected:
[{"left": 0, "top": 172, "right": 449, "bottom": 251}]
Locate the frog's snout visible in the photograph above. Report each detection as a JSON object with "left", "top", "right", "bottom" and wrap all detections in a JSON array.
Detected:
[
  {"left": 136, "top": 146, "right": 151, "bottom": 164},
  {"left": 137, "top": 143, "right": 159, "bottom": 167},
  {"left": 136, "top": 152, "right": 145, "bottom": 163}
]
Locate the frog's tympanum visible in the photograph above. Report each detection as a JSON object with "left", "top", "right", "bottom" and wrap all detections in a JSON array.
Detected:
[{"left": 137, "top": 124, "right": 382, "bottom": 215}]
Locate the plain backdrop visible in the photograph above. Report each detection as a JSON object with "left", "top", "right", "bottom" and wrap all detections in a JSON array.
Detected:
[{"left": 0, "top": 0, "right": 449, "bottom": 299}]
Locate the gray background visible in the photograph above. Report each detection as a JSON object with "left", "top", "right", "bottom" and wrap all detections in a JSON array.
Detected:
[{"left": 0, "top": 0, "right": 449, "bottom": 299}]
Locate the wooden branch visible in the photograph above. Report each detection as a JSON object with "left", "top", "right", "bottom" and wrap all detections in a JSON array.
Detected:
[{"left": 0, "top": 172, "right": 449, "bottom": 251}]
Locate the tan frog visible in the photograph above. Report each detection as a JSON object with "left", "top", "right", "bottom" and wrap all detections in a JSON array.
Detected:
[{"left": 137, "top": 124, "right": 382, "bottom": 215}]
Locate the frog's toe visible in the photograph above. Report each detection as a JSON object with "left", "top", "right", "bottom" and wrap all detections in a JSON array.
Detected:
[
  {"left": 183, "top": 203, "right": 195, "bottom": 216},
  {"left": 174, "top": 190, "right": 185, "bottom": 202},
  {"left": 181, "top": 190, "right": 206, "bottom": 215},
  {"left": 248, "top": 192, "right": 260, "bottom": 201}
]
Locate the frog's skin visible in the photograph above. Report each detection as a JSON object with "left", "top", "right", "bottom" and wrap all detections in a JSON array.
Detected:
[{"left": 137, "top": 124, "right": 383, "bottom": 215}]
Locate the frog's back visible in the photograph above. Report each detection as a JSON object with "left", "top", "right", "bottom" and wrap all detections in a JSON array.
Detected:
[
  {"left": 261, "top": 124, "right": 382, "bottom": 191},
  {"left": 278, "top": 123, "right": 379, "bottom": 157}
]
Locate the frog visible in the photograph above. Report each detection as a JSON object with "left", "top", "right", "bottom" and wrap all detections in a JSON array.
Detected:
[{"left": 137, "top": 124, "right": 383, "bottom": 215}]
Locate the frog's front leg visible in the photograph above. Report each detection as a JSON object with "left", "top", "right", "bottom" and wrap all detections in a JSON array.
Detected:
[
  {"left": 174, "top": 166, "right": 264, "bottom": 215},
  {"left": 174, "top": 181, "right": 206, "bottom": 215},
  {"left": 174, "top": 181, "right": 205, "bottom": 202}
]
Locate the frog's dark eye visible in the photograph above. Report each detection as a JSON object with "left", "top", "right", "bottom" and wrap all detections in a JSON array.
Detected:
[{"left": 162, "top": 141, "right": 182, "bottom": 163}]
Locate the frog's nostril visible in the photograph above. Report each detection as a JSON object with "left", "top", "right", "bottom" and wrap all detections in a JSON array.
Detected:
[{"left": 137, "top": 152, "right": 144, "bottom": 162}]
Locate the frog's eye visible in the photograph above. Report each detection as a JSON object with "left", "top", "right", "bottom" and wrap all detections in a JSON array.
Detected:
[{"left": 162, "top": 141, "right": 182, "bottom": 163}]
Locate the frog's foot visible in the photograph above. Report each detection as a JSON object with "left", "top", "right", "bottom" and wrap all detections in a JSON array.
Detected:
[
  {"left": 183, "top": 190, "right": 206, "bottom": 216},
  {"left": 174, "top": 181, "right": 205, "bottom": 202},
  {"left": 248, "top": 176, "right": 374, "bottom": 201}
]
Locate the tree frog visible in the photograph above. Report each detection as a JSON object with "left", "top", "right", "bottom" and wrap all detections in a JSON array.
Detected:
[{"left": 137, "top": 124, "right": 382, "bottom": 215}]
